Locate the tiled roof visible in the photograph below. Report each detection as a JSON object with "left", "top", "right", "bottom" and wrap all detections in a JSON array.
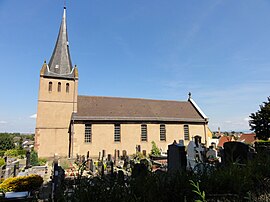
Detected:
[
  {"left": 73, "top": 96, "right": 206, "bottom": 122},
  {"left": 238, "top": 133, "right": 256, "bottom": 144},
  {"left": 217, "top": 136, "right": 233, "bottom": 147}
]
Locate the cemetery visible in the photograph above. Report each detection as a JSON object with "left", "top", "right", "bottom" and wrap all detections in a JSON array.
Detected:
[
  {"left": 49, "top": 138, "right": 270, "bottom": 202},
  {"left": 0, "top": 135, "right": 270, "bottom": 201}
]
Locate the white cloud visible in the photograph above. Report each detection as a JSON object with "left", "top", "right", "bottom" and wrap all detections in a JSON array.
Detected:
[
  {"left": 29, "top": 114, "right": 37, "bottom": 119},
  {"left": 0, "top": 121, "right": 7, "bottom": 124}
]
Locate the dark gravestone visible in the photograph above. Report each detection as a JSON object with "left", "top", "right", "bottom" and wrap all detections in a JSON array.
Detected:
[
  {"left": 26, "top": 151, "right": 31, "bottom": 169},
  {"left": 122, "top": 150, "right": 127, "bottom": 157},
  {"left": 224, "top": 142, "right": 249, "bottom": 165},
  {"left": 136, "top": 145, "right": 141, "bottom": 153},
  {"left": 167, "top": 142, "right": 187, "bottom": 172},
  {"left": 142, "top": 150, "right": 147, "bottom": 156},
  {"left": 194, "top": 135, "right": 202, "bottom": 147},
  {"left": 102, "top": 150, "right": 106, "bottom": 158},
  {"left": 108, "top": 154, "right": 112, "bottom": 162}
]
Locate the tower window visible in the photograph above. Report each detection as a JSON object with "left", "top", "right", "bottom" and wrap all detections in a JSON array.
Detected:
[
  {"left": 58, "top": 82, "right": 61, "bottom": 92},
  {"left": 66, "top": 83, "right": 70, "bottom": 93},
  {"left": 160, "top": 124, "right": 166, "bottom": 141},
  {"left": 48, "top": 82, "right": 52, "bottom": 92},
  {"left": 184, "top": 125, "right": 189, "bottom": 140},
  {"left": 141, "top": 124, "right": 147, "bottom": 142},
  {"left": 114, "top": 124, "right": 121, "bottom": 142},
  {"left": 85, "top": 124, "right": 92, "bottom": 143}
]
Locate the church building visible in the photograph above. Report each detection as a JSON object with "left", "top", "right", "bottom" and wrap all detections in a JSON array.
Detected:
[{"left": 35, "top": 8, "right": 210, "bottom": 158}]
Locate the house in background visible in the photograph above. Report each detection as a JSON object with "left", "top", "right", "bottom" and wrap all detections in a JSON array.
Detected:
[
  {"left": 238, "top": 133, "right": 256, "bottom": 145},
  {"left": 35, "top": 8, "right": 211, "bottom": 158}
]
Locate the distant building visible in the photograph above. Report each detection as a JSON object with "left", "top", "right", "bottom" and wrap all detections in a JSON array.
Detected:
[
  {"left": 35, "top": 8, "right": 211, "bottom": 158},
  {"left": 238, "top": 133, "right": 256, "bottom": 145}
]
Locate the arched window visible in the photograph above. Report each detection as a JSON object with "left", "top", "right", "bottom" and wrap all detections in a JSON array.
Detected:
[
  {"left": 58, "top": 82, "right": 61, "bottom": 92},
  {"left": 48, "top": 82, "right": 52, "bottom": 92},
  {"left": 66, "top": 83, "right": 70, "bottom": 93}
]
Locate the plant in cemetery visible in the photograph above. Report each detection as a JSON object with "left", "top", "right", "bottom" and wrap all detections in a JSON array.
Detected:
[{"left": 150, "top": 141, "right": 161, "bottom": 156}]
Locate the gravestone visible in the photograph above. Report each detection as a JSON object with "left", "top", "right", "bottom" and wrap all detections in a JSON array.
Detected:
[
  {"left": 223, "top": 142, "right": 250, "bottom": 165},
  {"left": 26, "top": 151, "right": 31, "bottom": 169},
  {"left": 167, "top": 141, "right": 187, "bottom": 172},
  {"left": 136, "top": 145, "right": 141, "bottom": 153},
  {"left": 142, "top": 150, "right": 147, "bottom": 156},
  {"left": 122, "top": 150, "right": 127, "bottom": 157},
  {"left": 108, "top": 154, "right": 112, "bottom": 162},
  {"left": 102, "top": 150, "right": 106, "bottom": 160}
]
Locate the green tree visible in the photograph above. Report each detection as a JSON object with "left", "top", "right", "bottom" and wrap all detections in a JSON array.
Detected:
[
  {"left": 30, "top": 151, "right": 39, "bottom": 166},
  {"left": 0, "top": 134, "right": 15, "bottom": 150},
  {"left": 150, "top": 141, "right": 161, "bottom": 156},
  {"left": 249, "top": 97, "right": 270, "bottom": 140}
]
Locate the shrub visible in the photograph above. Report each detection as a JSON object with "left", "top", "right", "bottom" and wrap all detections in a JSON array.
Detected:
[
  {"left": 38, "top": 158, "right": 47, "bottom": 166},
  {"left": 4, "top": 149, "right": 25, "bottom": 157},
  {"left": 150, "top": 141, "right": 161, "bottom": 156},
  {"left": 30, "top": 151, "right": 39, "bottom": 166},
  {"left": 0, "top": 174, "right": 43, "bottom": 192}
]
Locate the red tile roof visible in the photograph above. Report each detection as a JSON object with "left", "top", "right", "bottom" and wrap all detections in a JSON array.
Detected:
[
  {"left": 217, "top": 136, "right": 233, "bottom": 147},
  {"left": 238, "top": 133, "right": 256, "bottom": 144}
]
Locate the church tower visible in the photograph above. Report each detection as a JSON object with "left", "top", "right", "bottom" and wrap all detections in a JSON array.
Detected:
[{"left": 35, "top": 7, "right": 78, "bottom": 157}]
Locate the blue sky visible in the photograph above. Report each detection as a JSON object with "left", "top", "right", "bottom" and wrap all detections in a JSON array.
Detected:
[{"left": 0, "top": 0, "right": 270, "bottom": 133}]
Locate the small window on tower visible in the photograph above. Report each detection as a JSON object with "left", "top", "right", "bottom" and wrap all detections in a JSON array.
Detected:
[
  {"left": 66, "top": 83, "right": 70, "bottom": 93},
  {"left": 48, "top": 82, "right": 52, "bottom": 92},
  {"left": 58, "top": 82, "right": 61, "bottom": 92}
]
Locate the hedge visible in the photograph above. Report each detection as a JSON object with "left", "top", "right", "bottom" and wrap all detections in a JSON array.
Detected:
[{"left": 0, "top": 174, "right": 43, "bottom": 192}]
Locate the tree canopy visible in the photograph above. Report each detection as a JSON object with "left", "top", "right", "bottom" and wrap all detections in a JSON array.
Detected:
[
  {"left": 0, "top": 134, "right": 15, "bottom": 150},
  {"left": 249, "top": 97, "right": 270, "bottom": 140}
]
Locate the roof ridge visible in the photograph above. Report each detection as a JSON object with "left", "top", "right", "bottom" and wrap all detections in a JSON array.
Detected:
[{"left": 78, "top": 95, "right": 188, "bottom": 103}]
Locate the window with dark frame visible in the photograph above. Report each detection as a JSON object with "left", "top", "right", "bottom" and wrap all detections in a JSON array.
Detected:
[
  {"left": 141, "top": 124, "right": 147, "bottom": 141},
  {"left": 48, "top": 82, "right": 52, "bottom": 92},
  {"left": 114, "top": 124, "right": 121, "bottom": 142},
  {"left": 85, "top": 124, "right": 92, "bottom": 143},
  {"left": 58, "top": 82, "right": 61, "bottom": 92},
  {"left": 184, "top": 125, "right": 189, "bottom": 140},
  {"left": 160, "top": 124, "right": 166, "bottom": 141},
  {"left": 66, "top": 83, "right": 70, "bottom": 93}
]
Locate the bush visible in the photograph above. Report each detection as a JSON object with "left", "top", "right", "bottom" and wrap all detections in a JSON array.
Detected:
[
  {"left": 150, "top": 141, "right": 161, "bottom": 156},
  {"left": 0, "top": 174, "right": 43, "bottom": 192},
  {"left": 38, "top": 158, "right": 47, "bottom": 166},
  {"left": 4, "top": 149, "right": 25, "bottom": 157},
  {"left": 30, "top": 151, "right": 39, "bottom": 166}
]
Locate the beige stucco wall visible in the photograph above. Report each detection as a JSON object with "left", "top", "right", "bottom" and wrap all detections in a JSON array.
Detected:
[
  {"left": 72, "top": 123, "right": 207, "bottom": 158},
  {"left": 35, "top": 128, "right": 69, "bottom": 157},
  {"left": 35, "top": 76, "right": 78, "bottom": 157}
]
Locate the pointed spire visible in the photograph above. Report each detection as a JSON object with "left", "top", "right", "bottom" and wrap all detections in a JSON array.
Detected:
[{"left": 47, "top": 7, "right": 74, "bottom": 77}]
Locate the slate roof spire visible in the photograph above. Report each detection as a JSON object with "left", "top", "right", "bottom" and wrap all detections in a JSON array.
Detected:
[{"left": 46, "top": 7, "right": 75, "bottom": 78}]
